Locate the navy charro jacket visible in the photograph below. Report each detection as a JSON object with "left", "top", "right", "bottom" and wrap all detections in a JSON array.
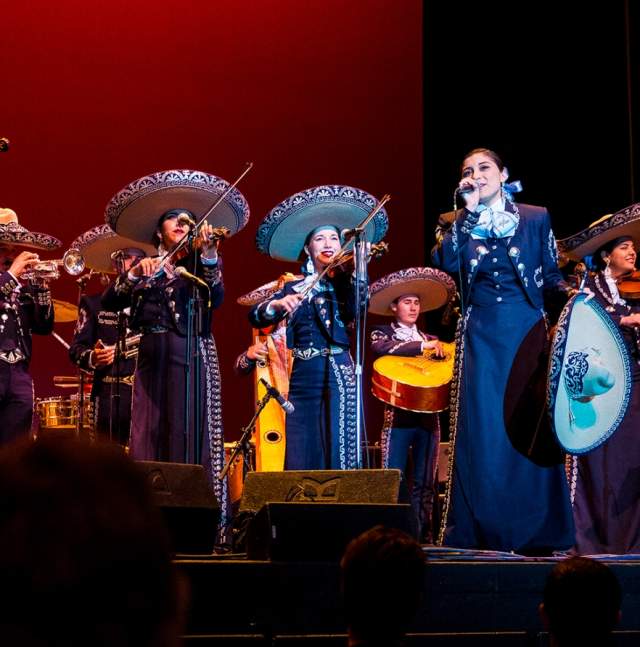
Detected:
[
  {"left": 431, "top": 202, "right": 572, "bottom": 308},
  {"left": 249, "top": 272, "right": 355, "bottom": 350}
]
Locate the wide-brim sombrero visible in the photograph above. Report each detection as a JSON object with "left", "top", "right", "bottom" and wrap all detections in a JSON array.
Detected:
[
  {"left": 105, "top": 169, "right": 250, "bottom": 245},
  {"left": 369, "top": 267, "right": 456, "bottom": 315},
  {"left": 70, "top": 225, "right": 157, "bottom": 274},
  {"left": 255, "top": 185, "right": 389, "bottom": 263},
  {"left": 558, "top": 202, "right": 640, "bottom": 261},
  {"left": 547, "top": 293, "right": 632, "bottom": 454},
  {"left": 236, "top": 272, "right": 303, "bottom": 306},
  {"left": 0, "top": 208, "right": 60, "bottom": 251}
]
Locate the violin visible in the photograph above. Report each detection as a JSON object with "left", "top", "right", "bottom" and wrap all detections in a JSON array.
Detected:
[
  {"left": 616, "top": 269, "right": 640, "bottom": 301},
  {"left": 327, "top": 241, "right": 389, "bottom": 275},
  {"left": 172, "top": 226, "right": 231, "bottom": 263}
]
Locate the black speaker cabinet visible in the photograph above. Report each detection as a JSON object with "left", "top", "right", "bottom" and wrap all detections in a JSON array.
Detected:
[
  {"left": 239, "top": 468, "right": 407, "bottom": 513},
  {"left": 136, "top": 461, "right": 220, "bottom": 554},
  {"left": 246, "top": 502, "right": 415, "bottom": 560}
]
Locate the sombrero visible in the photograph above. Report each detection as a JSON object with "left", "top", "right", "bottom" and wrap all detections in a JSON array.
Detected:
[
  {"left": 547, "top": 293, "right": 632, "bottom": 454},
  {"left": 0, "top": 208, "right": 60, "bottom": 251},
  {"left": 369, "top": 267, "right": 456, "bottom": 316},
  {"left": 105, "top": 169, "right": 250, "bottom": 245},
  {"left": 236, "top": 272, "right": 302, "bottom": 306},
  {"left": 70, "top": 225, "right": 157, "bottom": 274},
  {"left": 255, "top": 185, "right": 389, "bottom": 263},
  {"left": 558, "top": 202, "right": 640, "bottom": 261}
]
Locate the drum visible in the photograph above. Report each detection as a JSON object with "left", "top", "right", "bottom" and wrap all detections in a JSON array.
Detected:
[{"left": 36, "top": 396, "right": 94, "bottom": 435}]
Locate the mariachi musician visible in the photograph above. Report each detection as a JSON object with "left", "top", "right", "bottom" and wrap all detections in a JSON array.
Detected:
[
  {"left": 103, "top": 169, "right": 250, "bottom": 523},
  {"left": 68, "top": 224, "right": 155, "bottom": 446},
  {"left": 249, "top": 184, "right": 388, "bottom": 471},
  {"left": 0, "top": 208, "right": 60, "bottom": 443},
  {"left": 234, "top": 273, "right": 299, "bottom": 472},
  {"left": 558, "top": 205, "right": 640, "bottom": 555},
  {"left": 369, "top": 267, "right": 456, "bottom": 542}
]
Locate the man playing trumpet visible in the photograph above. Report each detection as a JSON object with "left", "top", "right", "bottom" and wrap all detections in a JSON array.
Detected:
[{"left": 0, "top": 207, "right": 61, "bottom": 442}]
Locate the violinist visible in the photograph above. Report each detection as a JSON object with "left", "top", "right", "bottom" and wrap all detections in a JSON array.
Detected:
[
  {"left": 249, "top": 185, "right": 388, "bottom": 470},
  {"left": 559, "top": 209, "right": 640, "bottom": 555}
]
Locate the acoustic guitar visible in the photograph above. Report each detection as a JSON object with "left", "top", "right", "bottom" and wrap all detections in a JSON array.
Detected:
[{"left": 371, "top": 341, "right": 455, "bottom": 413}]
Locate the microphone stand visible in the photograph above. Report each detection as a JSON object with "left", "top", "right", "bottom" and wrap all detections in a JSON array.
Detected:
[
  {"left": 183, "top": 226, "right": 202, "bottom": 465},
  {"left": 218, "top": 389, "right": 274, "bottom": 481},
  {"left": 340, "top": 195, "right": 390, "bottom": 468}
]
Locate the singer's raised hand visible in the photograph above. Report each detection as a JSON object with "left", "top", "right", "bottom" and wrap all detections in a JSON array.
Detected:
[{"left": 457, "top": 178, "right": 480, "bottom": 212}]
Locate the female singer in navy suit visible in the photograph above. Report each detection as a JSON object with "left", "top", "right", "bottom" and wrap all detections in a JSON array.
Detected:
[{"left": 432, "top": 148, "right": 575, "bottom": 553}]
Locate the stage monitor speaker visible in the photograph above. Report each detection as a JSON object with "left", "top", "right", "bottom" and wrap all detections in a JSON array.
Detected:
[
  {"left": 246, "top": 502, "right": 415, "bottom": 560},
  {"left": 239, "top": 468, "right": 407, "bottom": 513},
  {"left": 136, "top": 461, "right": 220, "bottom": 554}
]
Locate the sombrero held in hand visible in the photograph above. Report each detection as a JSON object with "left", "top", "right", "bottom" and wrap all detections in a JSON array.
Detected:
[
  {"left": 236, "top": 273, "right": 302, "bottom": 307},
  {"left": 105, "top": 169, "right": 250, "bottom": 245},
  {"left": 558, "top": 202, "right": 640, "bottom": 261},
  {"left": 369, "top": 267, "right": 456, "bottom": 315},
  {"left": 0, "top": 208, "right": 60, "bottom": 251},
  {"left": 70, "top": 224, "right": 157, "bottom": 274},
  {"left": 255, "top": 185, "right": 389, "bottom": 262}
]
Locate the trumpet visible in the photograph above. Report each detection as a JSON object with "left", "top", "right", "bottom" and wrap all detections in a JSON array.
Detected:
[{"left": 22, "top": 249, "right": 86, "bottom": 285}]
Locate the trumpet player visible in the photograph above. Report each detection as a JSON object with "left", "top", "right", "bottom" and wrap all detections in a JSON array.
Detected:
[
  {"left": 0, "top": 208, "right": 61, "bottom": 442},
  {"left": 69, "top": 226, "right": 151, "bottom": 446}
]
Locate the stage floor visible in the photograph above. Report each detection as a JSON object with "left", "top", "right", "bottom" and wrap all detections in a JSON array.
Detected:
[{"left": 176, "top": 547, "right": 640, "bottom": 646}]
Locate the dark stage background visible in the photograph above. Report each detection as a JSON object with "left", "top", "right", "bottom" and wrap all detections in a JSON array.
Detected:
[{"left": 1, "top": 1, "right": 638, "bottom": 448}]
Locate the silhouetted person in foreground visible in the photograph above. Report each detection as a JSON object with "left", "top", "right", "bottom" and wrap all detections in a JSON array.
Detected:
[
  {"left": 0, "top": 434, "right": 187, "bottom": 646},
  {"left": 341, "top": 525, "right": 425, "bottom": 647},
  {"left": 540, "top": 556, "right": 622, "bottom": 647}
]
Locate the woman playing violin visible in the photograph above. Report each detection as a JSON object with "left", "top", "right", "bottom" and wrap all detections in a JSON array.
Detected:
[
  {"left": 249, "top": 226, "right": 361, "bottom": 470},
  {"left": 559, "top": 215, "right": 640, "bottom": 555},
  {"left": 104, "top": 208, "right": 227, "bottom": 515}
]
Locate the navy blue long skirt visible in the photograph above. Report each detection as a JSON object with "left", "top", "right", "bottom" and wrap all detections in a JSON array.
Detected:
[{"left": 441, "top": 300, "right": 575, "bottom": 553}]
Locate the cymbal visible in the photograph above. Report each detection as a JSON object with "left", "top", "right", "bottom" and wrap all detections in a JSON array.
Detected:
[
  {"left": 53, "top": 299, "right": 78, "bottom": 323},
  {"left": 53, "top": 374, "right": 92, "bottom": 388}
]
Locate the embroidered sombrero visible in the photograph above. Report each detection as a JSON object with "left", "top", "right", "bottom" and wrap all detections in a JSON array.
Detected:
[
  {"left": 236, "top": 272, "right": 303, "bottom": 306},
  {"left": 547, "top": 292, "right": 632, "bottom": 454},
  {"left": 105, "top": 169, "right": 250, "bottom": 245},
  {"left": 558, "top": 202, "right": 640, "bottom": 261},
  {"left": 0, "top": 208, "right": 60, "bottom": 251},
  {"left": 255, "top": 185, "right": 389, "bottom": 263},
  {"left": 369, "top": 267, "right": 456, "bottom": 316},
  {"left": 70, "top": 225, "right": 157, "bottom": 274}
]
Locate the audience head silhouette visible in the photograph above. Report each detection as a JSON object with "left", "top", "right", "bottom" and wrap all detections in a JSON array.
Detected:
[
  {"left": 341, "top": 525, "right": 425, "bottom": 646},
  {"left": 0, "top": 434, "right": 186, "bottom": 646},
  {"left": 541, "top": 556, "right": 621, "bottom": 646}
]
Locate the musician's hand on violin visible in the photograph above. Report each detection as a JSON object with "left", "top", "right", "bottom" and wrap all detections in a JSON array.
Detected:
[
  {"left": 271, "top": 294, "right": 303, "bottom": 314},
  {"left": 9, "top": 251, "right": 39, "bottom": 278},
  {"left": 620, "top": 313, "right": 640, "bottom": 328},
  {"left": 200, "top": 222, "right": 219, "bottom": 259},
  {"left": 423, "top": 339, "right": 445, "bottom": 358},
  {"left": 130, "top": 257, "right": 161, "bottom": 278},
  {"left": 246, "top": 341, "right": 268, "bottom": 362},
  {"left": 91, "top": 340, "right": 115, "bottom": 368}
]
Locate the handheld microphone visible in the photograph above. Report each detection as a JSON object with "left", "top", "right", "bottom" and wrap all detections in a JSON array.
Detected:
[
  {"left": 455, "top": 181, "right": 476, "bottom": 194},
  {"left": 259, "top": 377, "right": 295, "bottom": 414},
  {"left": 177, "top": 213, "right": 197, "bottom": 228},
  {"left": 0, "top": 138, "right": 9, "bottom": 153},
  {"left": 174, "top": 265, "right": 209, "bottom": 290}
]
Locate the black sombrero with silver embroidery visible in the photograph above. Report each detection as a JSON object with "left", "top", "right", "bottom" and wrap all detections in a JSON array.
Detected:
[
  {"left": 255, "top": 185, "right": 389, "bottom": 263},
  {"left": 558, "top": 202, "right": 640, "bottom": 261},
  {"left": 0, "top": 208, "right": 60, "bottom": 251},
  {"left": 369, "top": 267, "right": 456, "bottom": 316},
  {"left": 70, "top": 224, "right": 157, "bottom": 274},
  {"left": 105, "top": 169, "right": 250, "bottom": 245}
]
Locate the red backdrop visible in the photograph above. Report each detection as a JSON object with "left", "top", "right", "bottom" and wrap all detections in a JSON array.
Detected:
[{"left": 0, "top": 0, "right": 423, "bottom": 444}]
